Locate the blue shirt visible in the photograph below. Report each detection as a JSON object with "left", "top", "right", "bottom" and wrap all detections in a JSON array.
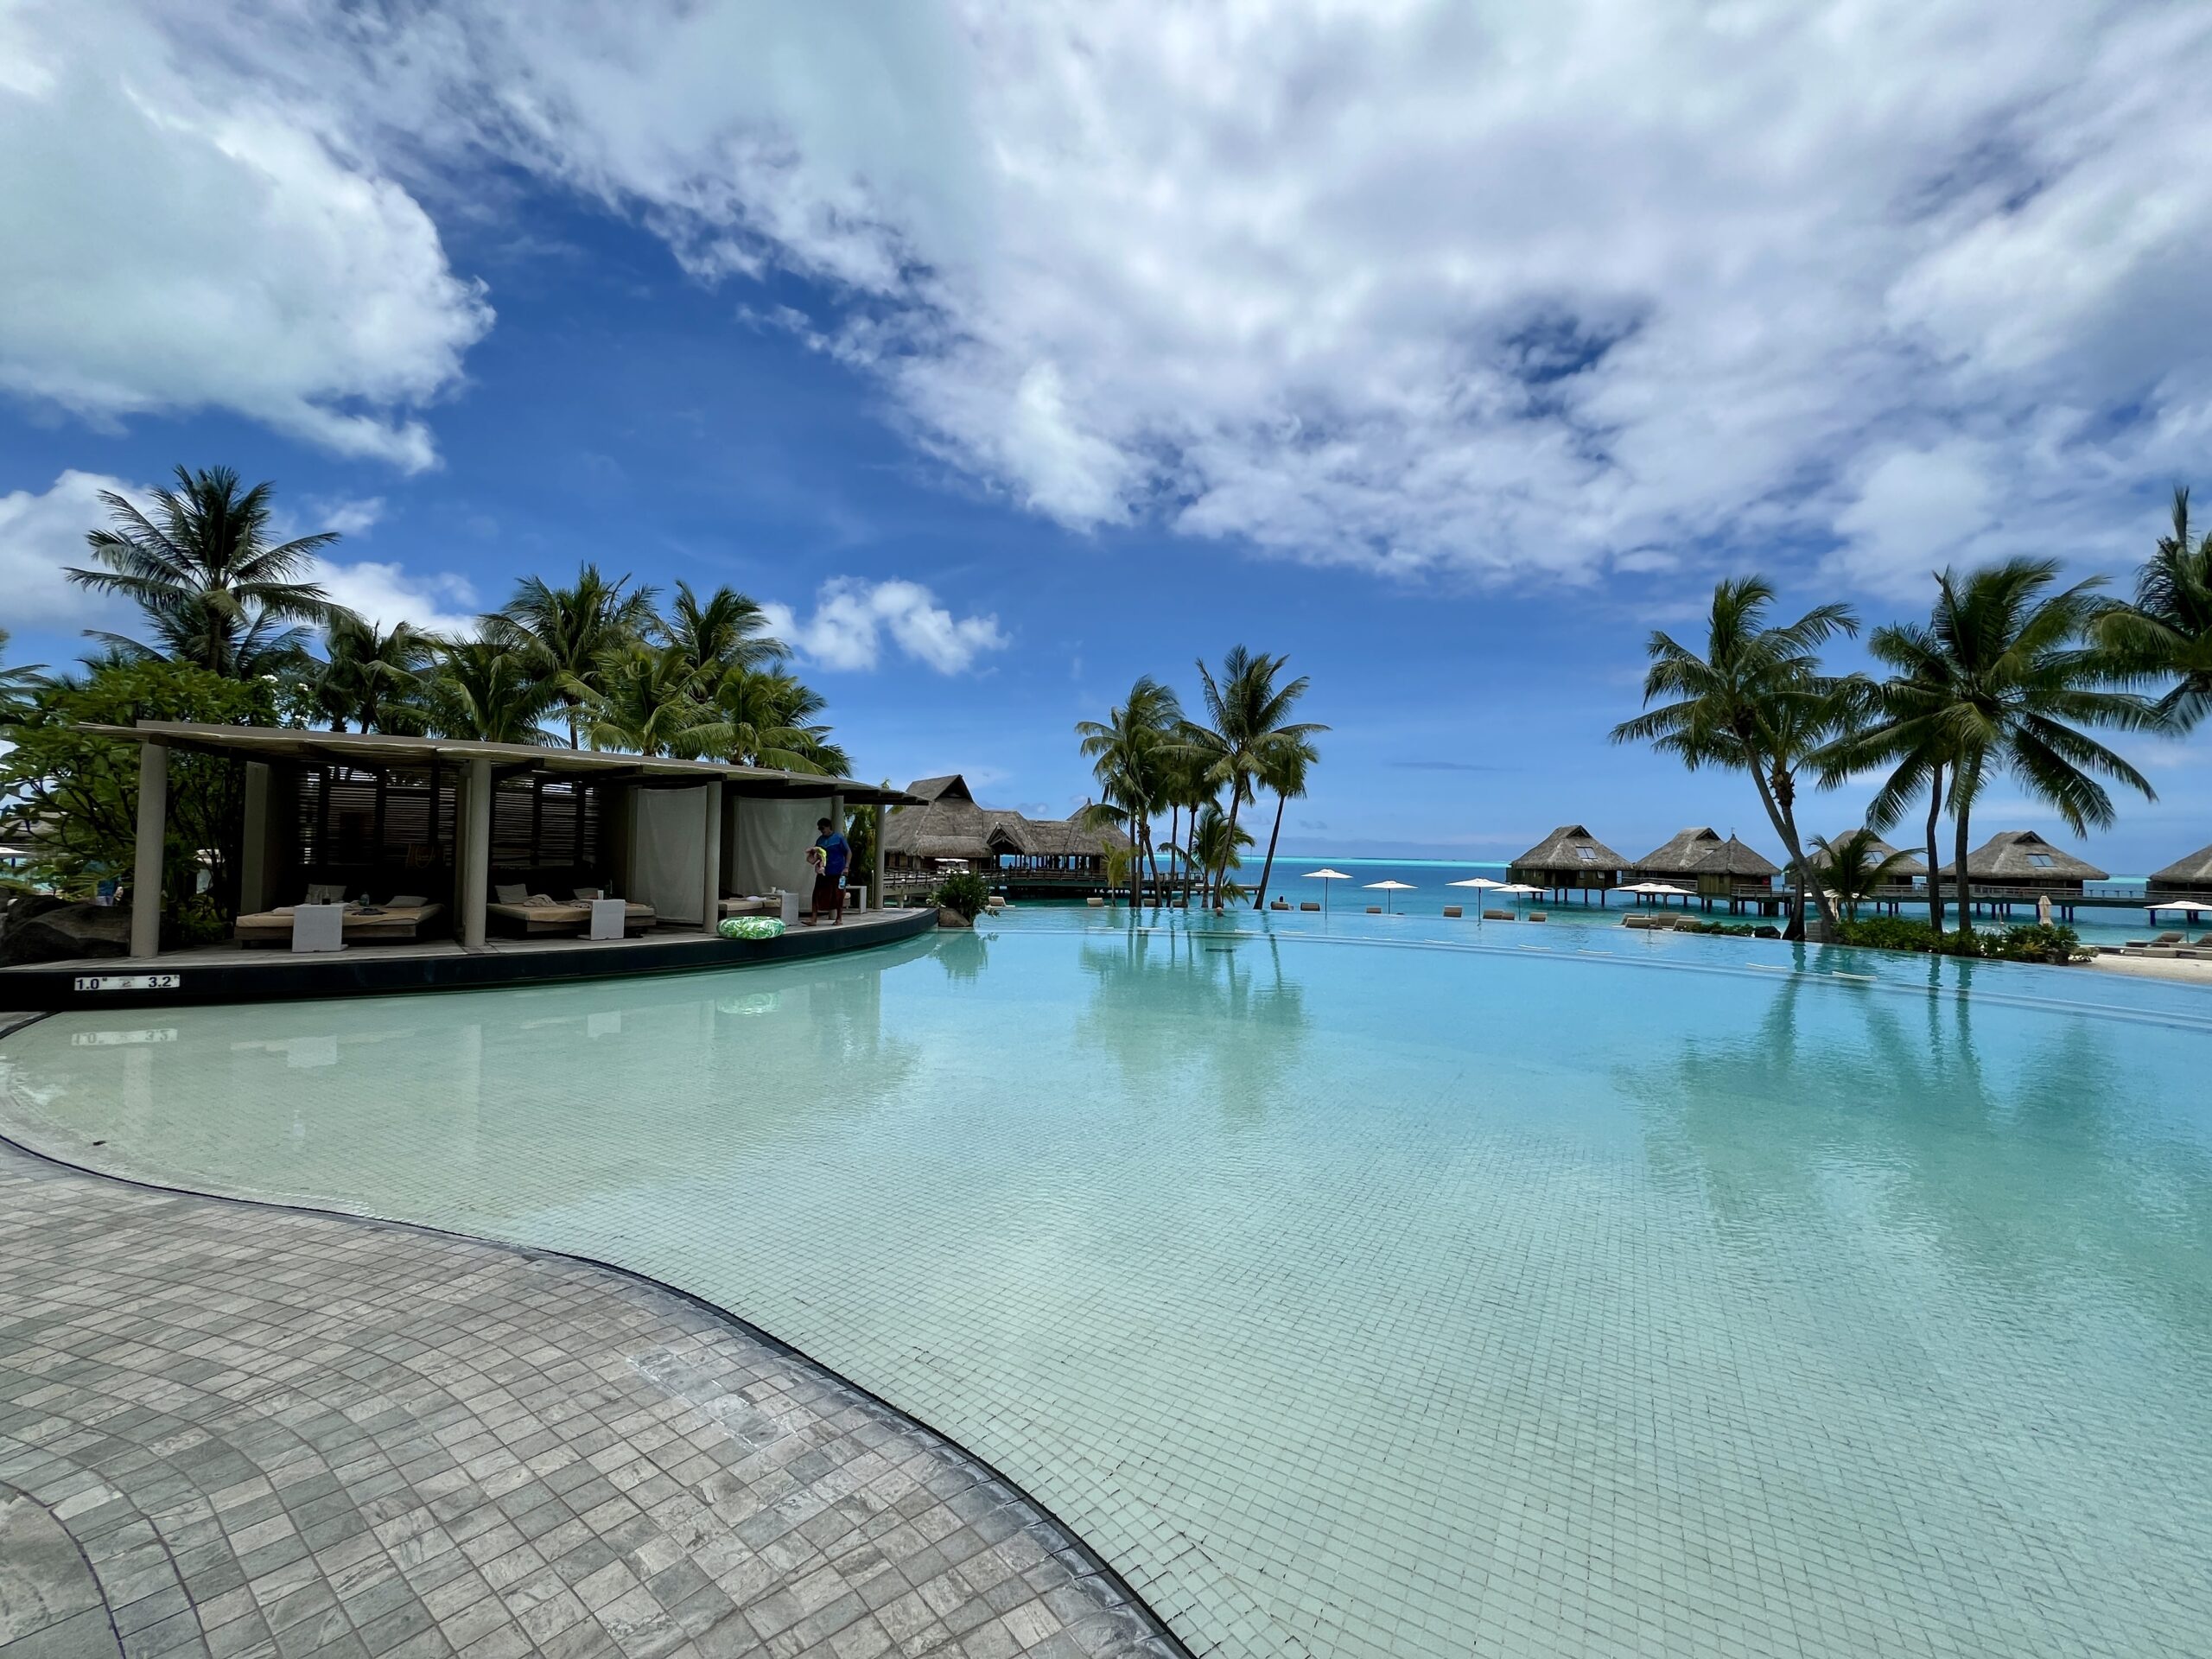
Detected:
[{"left": 817, "top": 832, "right": 849, "bottom": 876}]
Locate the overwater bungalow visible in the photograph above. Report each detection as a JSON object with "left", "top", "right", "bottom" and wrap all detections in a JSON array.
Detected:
[
  {"left": 1936, "top": 830, "right": 2108, "bottom": 904},
  {"left": 2147, "top": 842, "right": 2212, "bottom": 898},
  {"left": 1631, "top": 828, "right": 1783, "bottom": 899},
  {"left": 1508, "top": 825, "right": 1627, "bottom": 899},
  {"left": 1806, "top": 835, "right": 1926, "bottom": 882},
  {"left": 882, "top": 774, "right": 1128, "bottom": 891}
]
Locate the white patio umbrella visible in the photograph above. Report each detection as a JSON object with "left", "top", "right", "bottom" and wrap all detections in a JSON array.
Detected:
[
  {"left": 1493, "top": 880, "right": 1541, "bottom": 916},
  {"left": 1364, "top": 879, "right": 1414, "bottom": 913},
  {"left": 1645, "top": 882, "right": 1695, "bottom": 907},
  {"left": 1449, "top": 875, "right": 1507, "bottom": 921},
  {"left": 2146, "top": 899, "right": 2212, "bottom": 920},
  {"left": 1303, "top": 868, "right": 1351, "bottom": 914}
]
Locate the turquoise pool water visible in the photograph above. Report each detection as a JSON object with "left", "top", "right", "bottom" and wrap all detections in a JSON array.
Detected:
[{"left": 4, "top": 916, "right": 2209, "bottom": 1658}]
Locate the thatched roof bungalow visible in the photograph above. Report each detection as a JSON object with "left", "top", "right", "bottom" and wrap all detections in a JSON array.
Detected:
[
  {"left": 1936, "top": 830, "right": 2107, "bottom": 893},
  {"left": 1808, "top": 834, "right": 1926, "bottom": 880},
  {"left": 1508, "top": 825, "right": 1627, "bottom": 892},
  {"left": 2146, "top": 842, "right": 2212, "bottom": 896},
  {"left": 1630, "top": 828, "right": 1781, "bottom": 896},
  {"left": 882, "top": 774, "right": 1127, "bottom": 875}
]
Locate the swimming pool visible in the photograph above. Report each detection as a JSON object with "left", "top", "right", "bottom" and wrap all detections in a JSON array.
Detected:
[{"left": 5, "top": 915, "right": 2209, "bottom": 1658}]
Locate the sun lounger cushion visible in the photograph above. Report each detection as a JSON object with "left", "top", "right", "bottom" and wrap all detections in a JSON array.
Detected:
[
  {"left": 2155, "top": 931, "right": 2184, "bottom": 944},
  {"left": 494, "top": 882, "right": 528, "bottom": 905}
]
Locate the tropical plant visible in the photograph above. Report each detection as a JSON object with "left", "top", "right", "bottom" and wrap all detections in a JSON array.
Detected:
[
  {"left": 0, "top": 660, "right": 272, "bottom": 926},
  {"left": 486, "top": 564, "right": 658, "bottom": 746},
  {"left": 691, "top": 667, "right": 847, "bottom": 774},
  {"left": 1172, "top": 799, "right": 1255, "bottom": 906},
  {"left": 1182, "top": 647, "right": 1326, "bottom": 910},
  {"left": 2096, "top": 484, "right": 2212, "bottom": 731},
  {"left": 1808, "top": 827, "right": 1920, "bottom": 921},
  {"left": 1822, "top": 658, "right": 1957, "bottom": 933},
  {"left": 931, "top": 868, "right": 992, "bottom": 922},
  {"left": 1077, "top": 677, "right": 1180, "bottom": 906},
  {"left": 654, "top": 581, "right": 790, "bottom": 681},
  {"left": 0, "top": 627, "right": 46, "bottom": 725},
  {"left": 1866, "top": 559, "right": 2158, "bottom": 934},
  {"left": 64, "top": 465, "right": 345, "bottom": 677},
  {"left": 422, "top": 641, "right": 560, "bottom": 745},
  {"left": 313, "top": 615, "right": 437, "bottom": 733},
  {"left": 1249, "top": 730, "right": 1319, "bottom": 909},
  {"left": 584, "top": 644, "right": 715, "bottom": 757},
  {"left": 1611, "top": 577, "right": 1860, "bottom": 937}
]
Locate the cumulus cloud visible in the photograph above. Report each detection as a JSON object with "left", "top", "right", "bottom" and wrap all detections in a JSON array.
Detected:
[
  {"left": 0, "top": 469, "right": 133, "bottom": 632},
  {"left": 29, "top": 0, "right": 2212, "bottom": 590},
  {"left": 251, "top": 0, "right": 2212, "bottom": 593},
  {"left": 763, "top": 577, "right": 1006, "bottom": 674},
  {"left": 0, "top": 0, "right": 490, "bottom": 468},
  {"left": 311, "top": 559, "right": 482, "bottom": 639}
]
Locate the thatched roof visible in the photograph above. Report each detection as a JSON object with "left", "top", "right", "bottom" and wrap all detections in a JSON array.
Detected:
[
  {"left": 882, "top": 774, "right": 1128, "bottom": 862},
  {"left": 2148, "top": 842, "right": 2212, "bottom": 889},
  {"left": 1808, "top": 833, "right": 1926, "bottom": 879},
  {"left": 1936, "top": 830, "right": 2108, "bottom": 881},
  {"left": 1632, "top": 827, "right": 1780, "bottom": 880},
  {"left": 1509, "top": 824, "right": 1627, "bottom": 873}
]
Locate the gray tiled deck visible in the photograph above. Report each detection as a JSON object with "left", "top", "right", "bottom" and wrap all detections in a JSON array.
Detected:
[{"left": 0, "top": 1138, "right": 1176, "bottom": 1659}]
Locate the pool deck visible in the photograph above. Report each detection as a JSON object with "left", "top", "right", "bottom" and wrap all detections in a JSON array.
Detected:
[
  {"left": 0, "top": 1130, "right": 1176, "bottom": 1659},
  {"left": 0, "top": 907, "right": 938, "bottom": 1013}
]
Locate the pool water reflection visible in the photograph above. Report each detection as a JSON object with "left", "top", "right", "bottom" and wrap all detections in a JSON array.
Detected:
[{"left": 3, "top": 916, "right": 2208, "bottom": 1658}]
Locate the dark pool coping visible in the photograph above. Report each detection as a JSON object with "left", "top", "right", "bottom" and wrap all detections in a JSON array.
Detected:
[{"left": 0, "top": 1010, "right": 1192, "bottom": 1659}]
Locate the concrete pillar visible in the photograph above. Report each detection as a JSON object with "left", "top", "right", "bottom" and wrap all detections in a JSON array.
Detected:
[
  {"left": 873, "top": 804, "right": 887, "bottom": 912},
  {"left": 239, "top": 761, "right": 272, "bottom": 915},
  {"left": 461, "top": 758, "right": 492, "bottom": 948},
  {"left": 130, "top": 741, "right": 167, "bottom": 958},
  {"left": 701, "top": 784, "right": 723, "bottom": 931}
]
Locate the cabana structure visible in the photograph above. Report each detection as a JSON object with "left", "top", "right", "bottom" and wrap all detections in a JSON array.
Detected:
[
  {"left": 881, "top": 774, "right": 1128, "bottom": 894},
  {"left": 1936, "top": 830, "right": 2108, "bottom": 916},
  {"left": 2147, "top": 842, "right": 2212, "bottom": 899},
  {"left": 1507, "top": 826, "right": 1627, "bottom": 902},
  {"left": 1630, "top": 828, "right": 1784, "bottom": 914},
  {"left": 1807, "top": 835, "right": 1925, "bottom": 881},
  {"left": 86, "top": 721, "right": 919, "bottom": 961}
]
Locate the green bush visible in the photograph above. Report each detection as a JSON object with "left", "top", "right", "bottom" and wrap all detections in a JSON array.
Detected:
[
  {"left": 930, "top": 869, "right": 992, "bottom": 922},
  {"left": 1829, "top": 916, "right": 2088, "bottom": 963}
]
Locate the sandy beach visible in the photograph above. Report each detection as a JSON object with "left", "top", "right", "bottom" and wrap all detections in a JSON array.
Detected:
[{"left": 2088, "top": 954, "right": 2212, "bottom": 988}]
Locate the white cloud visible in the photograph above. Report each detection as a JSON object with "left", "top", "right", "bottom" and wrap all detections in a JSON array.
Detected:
[
  {"left": 310, "top": 559, "right": 482, "bottom": 639},
  {"left": 304, "top": 496, "right": 387, "bottom": 539},
  {"left": 0, "top": 469, "right": 133, "bottom": 632},
  {"left": 25, "top": 1, "right": 2212, "bottom": 592},
  {"left": 0, "top": 0, "right": 490, "bottom": 469},
  {"left": 253, "top": 0, "right": 2212, "bottom": 594},
  {"left": 763, "top": 577, "right": 1007, "bottom": 674}
]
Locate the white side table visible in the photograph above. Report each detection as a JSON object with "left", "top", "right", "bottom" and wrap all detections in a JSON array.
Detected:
[
  {"left": 846, "top": 883, "right": 867, "bottom": 912},
  {"left": 779, "top": 890, "right": 801, "bottom": 926},
  {"left": 291, "top": 904, "right": 346, "bottom": 953},
  {"left": 588, "top": 899, "right": 627, "bottom": 941}
]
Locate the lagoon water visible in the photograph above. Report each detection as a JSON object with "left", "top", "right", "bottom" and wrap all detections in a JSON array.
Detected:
[{"left": 3, "top": 912, "right": 2208, "bottom": 1657}]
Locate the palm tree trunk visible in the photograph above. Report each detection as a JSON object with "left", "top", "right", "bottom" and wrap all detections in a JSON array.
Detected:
[
  {"left": 1218, "top": 792, "right": 1243, "bottom": 911},
  {"left": 1143, "top": 819, "right": 1162, "bottom": 906},
  {"left": 1745, "top": 760, "right": 1834, "bottom": 936},
  {"left": 1923, "top": 763, "right": 1946, "bottom": 935},
  {"left": 1954, "top": 804, "right": 1973, "bottom": 951},
  {"left": 1253, "top": 793, "right": 1287, "bottom": 908}
]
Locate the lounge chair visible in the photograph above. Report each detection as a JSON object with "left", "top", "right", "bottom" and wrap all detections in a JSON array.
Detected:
[
  {"left": 234, "top": 899, "right": 446, "bottom": 947},
  {"left": 1442, "top": 906, "right": 1463, "bottom": 918},
  {"left": 718, "top": 895, "right": 777, "bottom": 918},
  {"left": 1483, "top": 909, "right": 1512, "bottom": 920},
  {"left": 1528, "top": 911, "right": 1548, "bottom": 923},
  {"left": 1300, "top": 901, "right": 1320, "bottom": 912},
  {"left": 486, "top": 887, "right": 654, "bottom": 938},
  {"left": 1364, "top": 905, "right": 1382, "bottom": 913}
]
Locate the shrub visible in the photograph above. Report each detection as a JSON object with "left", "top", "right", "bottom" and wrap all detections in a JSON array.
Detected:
[
  {"left": 1986, "top": 923, "right": 2088, "bottom": 964},
  {"left": 930, "top": 870, "right": 992, "bottom": 922},
  {"left": 1829, "top": 916, "right": 2088, "bottom": 964}
]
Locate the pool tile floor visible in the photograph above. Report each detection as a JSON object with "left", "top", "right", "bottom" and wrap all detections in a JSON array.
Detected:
[{"left": 0, "top": 1139, "right": 1176, "bottom": 1659}]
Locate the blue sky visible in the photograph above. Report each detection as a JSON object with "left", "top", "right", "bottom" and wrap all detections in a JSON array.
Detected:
[{"left": 3, "top": 1, "right": 2209, "bottom": 872}]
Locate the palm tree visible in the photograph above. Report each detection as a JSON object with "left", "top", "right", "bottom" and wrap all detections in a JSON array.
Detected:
[
  {"left": 1183, "top": 647, "right": 1327, "bottom": 910},
  {"left": 655, "top": 581, "right": 790, "bottom": 681},
  {"left": 1077, "top": 677, "right": 1180, "bottom": 906},
  {"left": 1174, "top": 800, "right": 1255, "bottom": 906},
  {"left": 2096, "top": 485, "right": 2212, "bottom": 732},
  {"left": 1823, "top": 658, "right": 1958, "bottom": 934},
  {"left": 486, "top": 565, "right": 658, "bottom": 746},
  {"left": 1808, "top": 828, "right": 1921, "bottom": 921},
  {"left": 65, "top": 465, "right": 345, "bottom": 677},
  {"left": 1249, "top": 731, "right": 1319, "bottom": 909},
  {"left": 313, "top": 615, "right": 437, "bottom": 733},
  {"left": 701, "top": 667, "right": 850, "bottom": 774},
  {"left": 1611, "top": 578, "right": 1859, "bottom": 937},
  {"left": 584, "top": 645, "right": 715, "bottom": 758},
  {"left": 1879, "top": 559, "right": 2159, "bottom": 931},
  {"left": 0, "top": 628, "right": 46, "bottom": 724},
  {"left": 423, "top": 641, "right": 560, "bottom": 745}
]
